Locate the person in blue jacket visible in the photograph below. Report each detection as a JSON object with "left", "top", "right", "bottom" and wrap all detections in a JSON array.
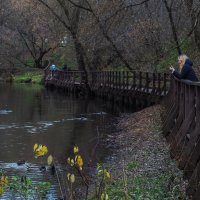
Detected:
[
  {"left": 49, "top": 64, "right": 58, "bottom": 79},
  {"left": 50, "top": 64, "right": 57, "bottom": 71},
  {"left": 169, "top": 54, "right": 198, "bottom": 81}
]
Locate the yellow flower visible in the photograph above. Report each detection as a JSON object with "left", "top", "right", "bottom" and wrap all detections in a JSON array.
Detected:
[
  {"left": 33, "top": 143, "right": 38, "bottom": 152},
  {"left": 70, "top": 159, "right": 74, "bottom": 166},
  {"left": 47, "top": 155, "right": 53, "bottom": 166},
  {"left": 1, "top": 176, "right": 8, "bottom": 187},
  {"left": 97, "top": 168, "right": 111, "bottom": 179},
  {"left": 41, "top": 146, "right": 48, "bottom": 155},
  {"left": 33, "top": 144, "right": 48, "bottom": 158},
  {"left": 0, "top": 186, "right": 3, "bottom": 195},
  {"left": 70, "top": 174, "right": 75, "bottom": 183},
  {"left": 75, "top": 155, "right": 83, "bottom": 170},
  {"left": 97, "top": 169, "right": 103, "bottom": 177},
  {"left": 35, "top": 151, "right": 43, "bottom": 157},
  {"left": 67, "top": 157, "right": 71, "bottom": 165},
  {"left": 101, "top": 193, "right": 109, "bottom": 200},
  {"left": 67, "top": 173, "right": 75, "bottom": 183},
  {"left": 67, "top": 173, "right": 71, "bottom": 180},
  {"left": 73, "top": 146, "right": 79, "bottom": 154},
  {"left": 106, "top": 171, "right": 111, "bottom": 179},
  {"left": 67, "top": 157, "right": 74, "bottom": 166},
  {"left": 37, "top": 144, "right": 43, "bottom": 151}
]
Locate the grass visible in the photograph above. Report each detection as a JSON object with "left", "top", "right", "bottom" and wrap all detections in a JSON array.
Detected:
[
  {"left": 14, "top": 68, "right": 44, "bottom": 84},
  {"left": 127, "top": 161, "right": 140, "bottom": 171},
  {"left": 107, "top": 169, "right": 186, "bottom": 200}
]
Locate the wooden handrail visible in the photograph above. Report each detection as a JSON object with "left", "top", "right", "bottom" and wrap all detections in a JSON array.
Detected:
[
  {"left": 162, "top": 77, "right": 200, "bottom": 199},
  {"left": 44, "top": 69, "right": 171, "bottom": 103}
]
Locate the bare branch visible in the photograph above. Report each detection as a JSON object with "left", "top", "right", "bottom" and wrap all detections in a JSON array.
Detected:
[{"left": 37, "top": 0, "right": 71, "bottom": 31}]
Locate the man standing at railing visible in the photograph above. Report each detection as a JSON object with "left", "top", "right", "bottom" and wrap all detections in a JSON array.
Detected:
[
  {"left": 49, "top": 64, "right": 58, "bottom": 79},
  {"left": 169, "top": 54, "right": 198, "bottom": 81},
  {"left": 50, "top": 64, "right": 57, "bottom": 71}
]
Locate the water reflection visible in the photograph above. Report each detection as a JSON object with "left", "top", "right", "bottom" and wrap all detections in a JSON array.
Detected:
[
  {"left": 0, "top": 109, "right": 13, "bottom": 115},
  {"left": 0, "top": 83, "right": 116, "bottom": 199}
]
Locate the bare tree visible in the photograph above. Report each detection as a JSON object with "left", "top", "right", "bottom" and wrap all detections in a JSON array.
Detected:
[
  {"left": 35, "top": 0, "right": 91, "bottom": 73},
  {"left": 0, "top": 0, "right": 63, "bottom": 69}
]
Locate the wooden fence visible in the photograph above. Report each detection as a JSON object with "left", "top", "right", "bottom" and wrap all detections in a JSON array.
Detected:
[{"left": 162, "top": 77, "right": 200, "bottom": 199}]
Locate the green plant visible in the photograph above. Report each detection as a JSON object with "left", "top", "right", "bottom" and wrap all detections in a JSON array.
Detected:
[
  {"left": 107, "top": 171, "right": 186, "bottom": 200},
  {"left": 127, "top": 161, "right": 139, "bottom": 171},
  {"left": 96, "top": 164, "right": 111, "bottom": 200},
  {"left": 9, "top": 176, "right": 51, "bottom": 199}
]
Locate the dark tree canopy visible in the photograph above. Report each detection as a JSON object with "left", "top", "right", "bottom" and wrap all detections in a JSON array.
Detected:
[{"left": 0, "top": 0, "right": 200, "bottom": 72}]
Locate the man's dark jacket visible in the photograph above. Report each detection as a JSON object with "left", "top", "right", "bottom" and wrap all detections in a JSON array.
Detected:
[{"left": 173, "top": 59, "right": 199, "bottom": 81}]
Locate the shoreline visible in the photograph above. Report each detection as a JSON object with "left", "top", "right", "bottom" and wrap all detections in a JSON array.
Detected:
[{"left": 105, "top": 105, "right": 188, "bottom": 199}]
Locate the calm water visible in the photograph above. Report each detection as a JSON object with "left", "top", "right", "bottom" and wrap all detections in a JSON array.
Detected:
[{"left": 0, "top": 83, "right": 117, "bottom": 199}]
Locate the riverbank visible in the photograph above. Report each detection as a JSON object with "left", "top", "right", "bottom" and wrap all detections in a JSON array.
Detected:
[
  {"left": 0, "top": 67, "right": 44, "bottom": 84},
  {"left": 105, "top": 105, "right": 188, "bottom": 199}
]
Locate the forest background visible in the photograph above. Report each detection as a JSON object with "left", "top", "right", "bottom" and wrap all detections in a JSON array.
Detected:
[{"left": 0, "top": 0, "right": 200, "bottom": 81}]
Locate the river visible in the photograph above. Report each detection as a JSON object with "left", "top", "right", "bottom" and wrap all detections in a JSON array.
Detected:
[{"left": 0, "top": 83, "right": 119, "bottom": 199}]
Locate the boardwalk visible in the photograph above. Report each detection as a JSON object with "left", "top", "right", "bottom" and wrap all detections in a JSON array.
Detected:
[{"left": 44, "top": 69, "right": 171, "bottom": 106}]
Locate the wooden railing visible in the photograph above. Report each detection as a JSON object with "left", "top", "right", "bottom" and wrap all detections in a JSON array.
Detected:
[
  {"left": 162, "top": 78, "right": 200, "bottom": 199},
  {"left": 89, "top": 71, "right": 170, "bottom": 93},
  {"left": 44, "top": 69, "right": 170, "bottom": 103}
]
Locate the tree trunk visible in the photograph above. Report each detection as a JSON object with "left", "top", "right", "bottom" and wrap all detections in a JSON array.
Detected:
[
  {"left": 163, "top": 0, "right": 182, "bottom": 55},
  {"left": 184, "top": 0, "right": 200, "bottom": 51},
  {"left": 35, "top": 59, "right": 42, "bottom": 68},
  {"left": 72, "top": 33, "right": 90, "bottom": 90}
]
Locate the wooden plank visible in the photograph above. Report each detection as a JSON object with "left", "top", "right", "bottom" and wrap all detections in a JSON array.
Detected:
[
  {"left": 192, "top": 184, "right": 200, "bottom": 200},
  {"left": 183, "top": 136, "right": 200, "bottom": 179},
  {"left": 170, "top": 109, "right": 195, "bottom": 159},
  {"left": 178, "top": 86, "right": 199, "bottom": 169},
  {"left": 170, "top": 85, "right": 195, "bottom": 159},
  {"left": 186, "top": 160, "right": 200, "bottom": 196},
  {"left": 167, "top": 82, "right": 185, "bottom": 143}
]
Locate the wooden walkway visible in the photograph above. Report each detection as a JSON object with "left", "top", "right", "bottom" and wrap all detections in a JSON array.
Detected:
[{"left": 44, "top": 69, "right": 171, "bottom": 105}]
